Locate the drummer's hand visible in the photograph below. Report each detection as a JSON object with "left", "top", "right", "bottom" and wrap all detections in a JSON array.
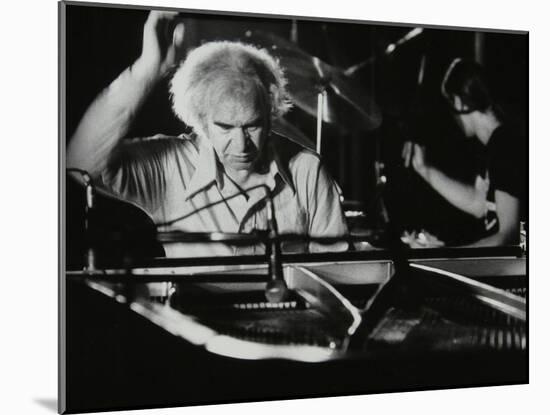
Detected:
[
  {"left": 402, "top": 142, "right": 429, "bottom": 178},
  {"left": 134, "top": 11, "right": 185, "bottom": 80},
  {"left": 401, "top": 229, "right": 445, "bottom": 248}
]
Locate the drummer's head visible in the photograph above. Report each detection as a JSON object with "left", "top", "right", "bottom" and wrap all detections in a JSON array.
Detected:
[
  {"left": 441, "top": 58, "right": 498, "bottom": 139},
  {"left": 170, "top": 42, "right": 292, "bottom": 171}
]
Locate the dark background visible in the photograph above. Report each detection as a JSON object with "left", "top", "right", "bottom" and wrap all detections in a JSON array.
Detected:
[{"left": 65, "top": 3, "right": 528, "bottom": 246}]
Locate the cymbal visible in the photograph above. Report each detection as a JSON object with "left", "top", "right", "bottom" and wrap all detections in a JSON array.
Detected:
[{"left": 245, "top": 30, "right": 382, "bottom": 132}]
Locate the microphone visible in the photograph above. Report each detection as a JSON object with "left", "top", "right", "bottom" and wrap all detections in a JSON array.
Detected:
[{"left": 263, "top": 186, "right": 288, "bottom": 303}]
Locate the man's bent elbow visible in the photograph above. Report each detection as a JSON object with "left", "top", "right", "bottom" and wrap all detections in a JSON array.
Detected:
[{"left": 468, "top": 199, "right": 487, "bottom": 220}]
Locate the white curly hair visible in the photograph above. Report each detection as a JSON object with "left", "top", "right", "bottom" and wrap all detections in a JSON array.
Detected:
[{"left": 169, "top": 41, "right": 292, "bottom": 137}]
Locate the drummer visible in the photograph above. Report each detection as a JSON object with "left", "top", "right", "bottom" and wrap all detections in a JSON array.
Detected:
[
  {"left": 402, "top": 58, "right": 526, "bottom": 247},
  {"left": 67, "top": 11, "right": 348, "bottom": 257}
]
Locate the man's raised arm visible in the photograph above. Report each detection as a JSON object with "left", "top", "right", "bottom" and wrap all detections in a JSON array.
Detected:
[{"left": 67, "top": 11, "right": 185, "bottom": 178}]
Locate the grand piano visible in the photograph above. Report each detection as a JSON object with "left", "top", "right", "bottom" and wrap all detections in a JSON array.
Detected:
[{"left": 62, "top": 177, "right": 527, "bottom": 413}]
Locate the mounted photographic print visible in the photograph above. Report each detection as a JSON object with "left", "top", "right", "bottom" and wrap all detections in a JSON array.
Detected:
[{"left": 59, "top": 1, "right": 528, "bottom": 413}]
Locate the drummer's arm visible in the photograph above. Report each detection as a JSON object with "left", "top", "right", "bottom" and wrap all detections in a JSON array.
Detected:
[
  {"left": 463, "top": 190, "right": 520, "bottom": 247},
  {"left": 405, "top": 142, "right": 487, "bottom": 218},
  {"left": 421, "top": 168, "right": 488, "bottom": 219}
]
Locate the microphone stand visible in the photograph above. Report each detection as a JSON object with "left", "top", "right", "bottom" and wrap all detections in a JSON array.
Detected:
[
  {"left": 263, "top": 187, "right": 288, "bottom": 303},
  {"left": 67, "top": 168, "right": 98, "bottom": 272},
  {"left": 82, "top": 173, "right": 97, "bottom": 272}
]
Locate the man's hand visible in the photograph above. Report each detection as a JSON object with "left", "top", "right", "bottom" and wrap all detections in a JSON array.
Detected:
[
  {"left": 134, "top": 11, "right": 185, "bottom": 81},
  {"left": 402, "top": 141, "right": 429, "bottom": 179},
  {"left": 401, "top": 229, "right": 445, "bottom": 248}
]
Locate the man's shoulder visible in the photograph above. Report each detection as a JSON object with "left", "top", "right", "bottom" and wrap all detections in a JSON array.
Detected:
[{"left": 273, "top": 135, "right": 321, "bottom": 171}]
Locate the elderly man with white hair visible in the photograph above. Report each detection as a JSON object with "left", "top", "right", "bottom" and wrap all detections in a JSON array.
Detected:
[{"left": 67, "top": 11, "right": 348, "bottom": 257}]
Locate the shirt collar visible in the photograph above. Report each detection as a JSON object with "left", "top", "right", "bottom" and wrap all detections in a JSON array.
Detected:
[
  {"left": 183, "top": 136, "right": 223, "bottom": 200},
  {"left": 184, "top": 133, "right": 296, "bottom": 200}
]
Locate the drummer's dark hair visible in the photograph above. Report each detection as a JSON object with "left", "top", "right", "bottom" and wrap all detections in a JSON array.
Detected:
[
  {"left": 170, "top": 41, "right": 292, "bottom": 137},
  {"left": 441, "top": 58, "right": 494, "bottom": 114}
]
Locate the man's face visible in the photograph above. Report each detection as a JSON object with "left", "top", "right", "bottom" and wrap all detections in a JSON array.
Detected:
[
  {"left": 453, "top": 113, "right": 476, "bottom": 138},
  {"left": 205, "top": 94, "right": 268, "bottom": 173},
  {"left": 450, "top": 95, "right": 476, "bottom": 138}
]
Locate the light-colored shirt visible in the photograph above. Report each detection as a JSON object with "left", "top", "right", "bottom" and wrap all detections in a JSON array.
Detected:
[{"left": 68, "top": 64, "right": 348, "bottom": 257}]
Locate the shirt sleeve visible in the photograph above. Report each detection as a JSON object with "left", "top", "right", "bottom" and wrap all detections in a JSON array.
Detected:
[
  {"left": 66, "top": 63, "right": 182, "bottom": 215},
  {"left": 67, "top": 64, "right": 158, "bottom": 178},
  {"left": 296, "top": 153, "right": 349, "bottom": 252},
  {"left": 102, "top": 136, "right": 183, "bottom": 215}
]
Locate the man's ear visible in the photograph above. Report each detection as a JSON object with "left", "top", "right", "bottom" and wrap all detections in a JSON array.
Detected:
[
  {"left": 452, "top": 95, "right": 463, "bottom": 112},
  {"left": 452, "top": 95, "right": 472, "bottom": 113}
]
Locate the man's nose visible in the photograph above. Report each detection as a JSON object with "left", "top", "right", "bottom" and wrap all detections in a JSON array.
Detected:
[{"left": 232, "top": 128, "right": 250, "bottom": 151}]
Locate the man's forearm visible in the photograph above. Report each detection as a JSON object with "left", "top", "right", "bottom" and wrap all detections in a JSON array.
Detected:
[
  {"left": 67, "top": 58, "right": 159, "bottom": 177},
  {"left": 462, "top": 229, "right": 518, "bottom": 247},
  {"left": 422, "top": 166, "right": 486, "bottom": 218}
]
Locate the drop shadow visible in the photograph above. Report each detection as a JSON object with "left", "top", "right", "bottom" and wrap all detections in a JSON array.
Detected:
[{"left": 34, "top": 398, "right": 57, "bottom": 413}]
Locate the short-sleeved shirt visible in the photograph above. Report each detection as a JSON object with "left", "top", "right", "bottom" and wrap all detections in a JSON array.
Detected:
[
  {"left": 481, "top": 124, "right": 527, "bottom": 235},
  {"left": 100, "top": 133, "right": 348, "bottom": 257}
]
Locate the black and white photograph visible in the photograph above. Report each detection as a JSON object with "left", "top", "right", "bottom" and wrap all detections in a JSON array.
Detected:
[{"left": 58, "top": 0, "right": 530, "bottom": 413}]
